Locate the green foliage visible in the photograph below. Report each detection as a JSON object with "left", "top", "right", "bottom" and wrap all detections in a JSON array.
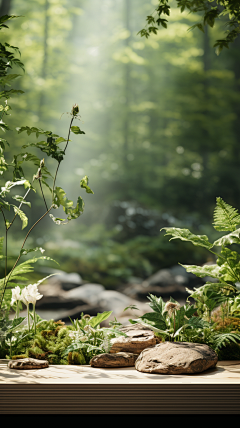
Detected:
[
  {"left": 0, "top": 14, "right": 93, "bottom": 309},
  {"left": 139, "top": 0, "right": 240, "bottom": 52},
  {"left": 162, "top": 197, "right": 240, "bottom": 287},
  {"left": 62, "top": 312, "right": 128, "bottom": 364},
  {"left": 161, "top": 227, "right": 213, "bottom": 250},
  {"left": 213, "top": 197, "right": 240, "bottom": 232},
  {"left": 129, "top": 294, "right": 196, "bottom": 339}
]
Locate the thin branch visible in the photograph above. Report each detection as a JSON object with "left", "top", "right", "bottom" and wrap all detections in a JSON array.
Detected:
[
  {"left": 39, "top": 179, "right": 48, "bottom": 211},
  {"left": 52, "top": 116, "right": 74, "bottom": 196},
  {"left": 0, "top": 208, "right": 7, "bottom": 303}
]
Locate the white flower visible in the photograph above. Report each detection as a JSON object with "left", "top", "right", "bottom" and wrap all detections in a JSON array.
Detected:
[
  {"left": 10, "top": 286, "right": 22, "bottom": 306},
  {"left": 20, "top": 283, "right": 43, "bottom": 306}
]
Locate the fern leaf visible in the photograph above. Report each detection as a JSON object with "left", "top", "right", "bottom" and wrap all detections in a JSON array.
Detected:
[
  {"left": 213, "top": 332, "right": 240, "bottom": 350},
  {"left": 0, "top": 256, "right": 57, "bottom": 305},
  {"left": 213, "top": 197, "right": 240, "bottom": 232}
]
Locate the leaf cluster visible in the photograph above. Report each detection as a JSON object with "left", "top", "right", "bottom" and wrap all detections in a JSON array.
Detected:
[
  {"left": 138, "top": 0, "right": 240, "bottom": 53},
  {"left": 62, "top": 311, "right": 128, "bottom": 364}
]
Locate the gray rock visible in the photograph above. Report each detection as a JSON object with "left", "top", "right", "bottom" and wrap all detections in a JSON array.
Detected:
[
  {"left": 96, "top": 290, "right": 133, "bottom": 314},
  {"left": 135, "top": 341, "right": 218, "bottom": 374},
  {"left": 65, "top": 284, "right": 105, "bottom": 305},
  {"left": 36, "top": 295, "right": 87, "bottom": 310},
  {"left": 47, "top": 271, "right": 83, "bottom": 290},
  {"left": 59, "top": 304, "right": 103, "bottom": 323},
  {"left": 8, "top": 358, "right": 49, "bottom": 370},
  {"left": 133, "top": 284, "right": 189, "bottom": 302},
  {"left": 147, "top": 269, "right": 174, "bottom": 287},
  {"left": 109, "top": 324, "right": 159, "bottom": 354},
  {"left": 90, "top": 352, "right": 138, "bottom": 368}
]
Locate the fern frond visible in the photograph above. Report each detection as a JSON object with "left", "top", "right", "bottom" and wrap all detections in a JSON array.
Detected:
[
  {"left": 213, "top": 332, "right": 240, "bottom": 350},
  {"left": 0, "top": 256, "right": 57, "bottom": 307},
  {"left": 213, "top": 197, "right": 240, "bottom": 232}
]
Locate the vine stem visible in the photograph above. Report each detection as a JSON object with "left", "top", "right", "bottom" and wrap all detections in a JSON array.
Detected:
[
  {"left": 39, "top": 179, "right": 48, "bottom": 211},
  {"left": 0, "top": 205, "right": 53, "bottom": 308},
  {"left": 52, "top": 116, "right": 74, "bottom": 197}
]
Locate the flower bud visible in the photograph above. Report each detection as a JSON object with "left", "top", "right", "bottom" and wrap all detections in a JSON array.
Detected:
[{"left": 71, "top": 104, "right": 79, "bottom": 116}]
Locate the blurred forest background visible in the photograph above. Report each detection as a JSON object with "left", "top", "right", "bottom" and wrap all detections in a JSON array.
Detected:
[{"left": 1, "top": 0, "right": 240, "bottom": 288}]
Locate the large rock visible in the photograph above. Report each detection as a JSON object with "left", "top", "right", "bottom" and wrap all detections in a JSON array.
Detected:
[
  {"left": 59, "top": 304, "right": 103, "bottom": 323},
  {"left": 96, "top": 290, "right": 134, "bottom": 315},
  {"left": 135, "top": 341, "right": 218, "bottom": 374},
  {"left": 109, "top": 323, "right": 159, "bottom": 354},
  {"left": 47, "top": 271, "right": 83, "bottom": 290},
  {"left": 144, "top": 266, "right": 204, "bottom": 289},
  {"left": 90, "top": 352, "right": 138, "bottom": 368},
  {"left": 36, "top": 295, "right": 87, "bottom": 310},
  {"left": 65, "top": 284, "right": 105, "bottom": 305},
  {"left": 8, "top": 358, "right": 49, "bottom": 370}
]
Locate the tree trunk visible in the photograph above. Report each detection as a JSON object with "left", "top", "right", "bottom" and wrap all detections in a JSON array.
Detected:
[
  {"left": 38, "top": 0, "right": 50, "bottom": 119},
  {"left": 0, "top": 0, "right": 12, "bottom": 16},
  {"left": 123, "top": 0, "right": 131, "bottom": 170}
]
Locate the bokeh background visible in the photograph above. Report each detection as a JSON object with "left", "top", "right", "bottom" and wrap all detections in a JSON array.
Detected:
[{"left": 1, "top": 0, "right": 240, "bottom": 316}]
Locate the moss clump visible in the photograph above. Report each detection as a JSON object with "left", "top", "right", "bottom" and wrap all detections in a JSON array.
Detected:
[
  {"left": 11, "top": 320, "right": 72, "bottom": 365},
  {"left": 68, "top": 351, "right": 86, "bottom": 365},
  {"left": 11, "top": 354, "right": 28, "bottom": 359}
]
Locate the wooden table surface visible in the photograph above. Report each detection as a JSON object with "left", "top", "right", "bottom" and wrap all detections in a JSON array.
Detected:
[{"left": 1, "top": 360, "right": 240, "bottom": 413}]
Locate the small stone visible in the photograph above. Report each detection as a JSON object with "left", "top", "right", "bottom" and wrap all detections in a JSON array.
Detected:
[
  {"left": 109, "top": 324, "right": 158, "bottom": 354},
  {"left": 90, "top": 352, "right": 138, "bottom": 368},
  {"left": 135, "top": 341, "right": 218, "bottom": 374},
  {"left": 8, "top": 358, "right": 49, "bottom": 370}
]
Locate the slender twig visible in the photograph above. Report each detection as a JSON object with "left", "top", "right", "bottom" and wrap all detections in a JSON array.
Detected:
[
  {"left": 0, "top": 208, "right": 7, "bottom": 303},
  {"left": 52, "top": 116, "right": 74, "bottom": 196},
  {"left": 39, "top": 179, "right": 48, "bottom": 211}
]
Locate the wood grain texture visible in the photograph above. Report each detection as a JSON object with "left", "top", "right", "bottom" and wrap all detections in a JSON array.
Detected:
[{"left": 0, "top": 385, "right": 240, "bottom": 414}]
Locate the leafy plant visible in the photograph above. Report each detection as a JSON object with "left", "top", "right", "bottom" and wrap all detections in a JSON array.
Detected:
[
  {"left": 127, "top": 293, "right": 196, "bottom": 341},
  {"left": 161, "top": 197, "right": 240, "bottom": 297},
  {"left": 62, "top": 311, "right": 128, "bottom": 364},
  {"left": 0, "top": 15, "right": 93, "bottom": 314}
]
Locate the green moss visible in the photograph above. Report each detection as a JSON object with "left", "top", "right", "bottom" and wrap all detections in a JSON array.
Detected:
[
  {"left": 68, "top": 351, "right": 86, "bottom": 365},
  {"left": 11, "top": 320, "right": 72, "bottom": 364}
]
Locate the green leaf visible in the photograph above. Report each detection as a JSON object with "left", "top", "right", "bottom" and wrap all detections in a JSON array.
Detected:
[
  {"left": 0, "top": 256, "right": 58, "bottom": 304},
  {"left": 80, "top": 176, "right": 94, "bottom": 194},
  {"left": 13, "top": 206, "right": 28, "bottom": 229},
  {"left": 123, "top": 305, "right": 139, "bottom": 312},
  {"left": 0, "top": 179, "right": 27, "bottom": 197},
  {"left": 20, "top": 247, "right": 45, "bottom": 256},
  {"left": 213, "top": 229, "right": 240, "bottom": 247},
  {"left": 71, "top": 126, "right": 85, "bottom": 135},
  {"left": 161, "top": 227, "right": 213, "bottom": 249},
  {"left": 181, "top": 263, "right": 222, "bottom": 279},
  {"left": 53, "top": 187, "right": 85, "bottom": 222},
  {"left": 139, "top": 312, "right": 167, "bottom": 330},
  {"left": 12, "top": 195, "right": 31, "bottom": 208},
  {"left": 0, "top": 74, "right": 22, "bottom": 86},
  {"left": 213, "top": 197, "right": 240, "bottom": 232},
  {"left": 88, "top": 311, "right": 113, "bottom": 328},
  {"left": 147, "top": 294, "right": 166, "bottom": 314}
]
